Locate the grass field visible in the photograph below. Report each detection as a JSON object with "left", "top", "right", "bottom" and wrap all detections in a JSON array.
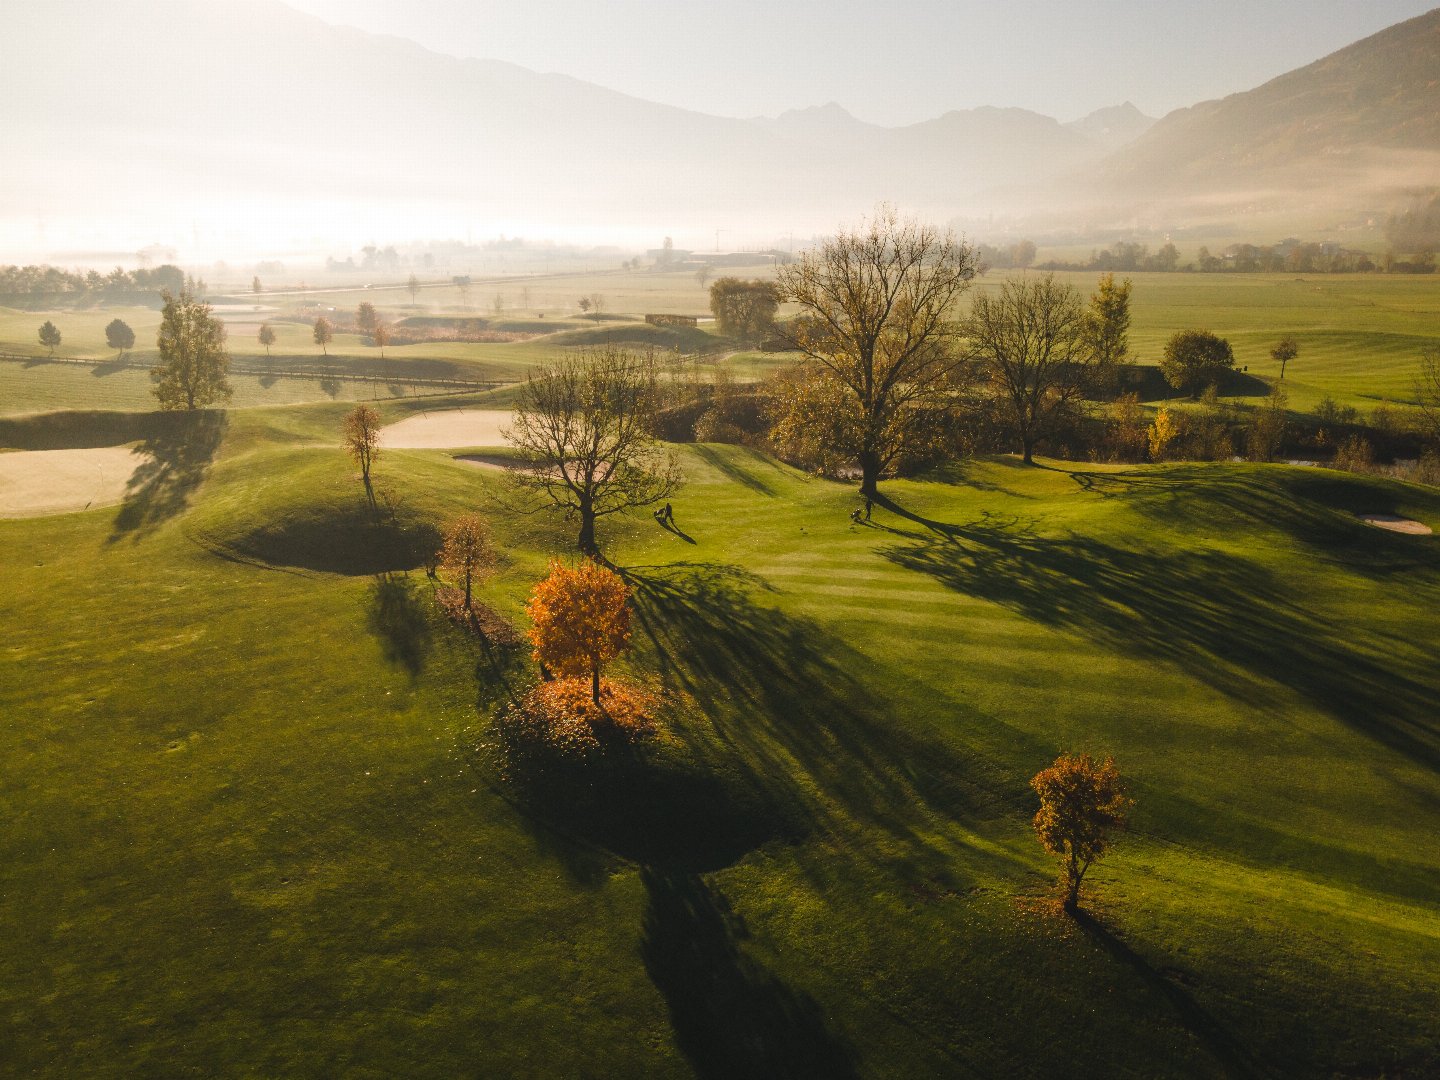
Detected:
[
  {"left": 5, "top": 269, "right": 1438, "bottom": 421},
  {"left": 1, "top": 395, "right": 1437, "bottom": 1077}
]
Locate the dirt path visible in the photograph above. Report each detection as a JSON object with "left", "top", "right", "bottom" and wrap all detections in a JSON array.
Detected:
[{"left": 0, "top": 447, "right": 147, "bottom": 518}]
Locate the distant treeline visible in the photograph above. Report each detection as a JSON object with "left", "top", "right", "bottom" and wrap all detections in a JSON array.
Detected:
[
  {"left": 1037, "top": 240, "right": 1434, "bottom": 275},
  {"left": 0, "top": 263, "right": 187, "bottom": 297}
]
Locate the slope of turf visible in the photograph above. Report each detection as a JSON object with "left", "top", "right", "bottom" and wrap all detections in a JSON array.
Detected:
[{"left": 1, "top": 404, "right": 1437, "bottom": 1078}]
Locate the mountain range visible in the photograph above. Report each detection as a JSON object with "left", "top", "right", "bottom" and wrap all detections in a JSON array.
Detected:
[{"left": 0, "top": 1, "right": 1436, "bottom": 254}]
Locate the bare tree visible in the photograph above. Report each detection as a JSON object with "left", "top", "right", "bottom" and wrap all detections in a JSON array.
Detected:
[
  {"left": 505, "top": 346, "right": 682, "bottom": 556},
  {"left": 407, "top": 273, "right": 420, "bottom": 306},
  {"left": 775, "top": 206, "right": 978, "bottom": 500},
  {"left": 373, "top": 322, "right": 390, "bottom": 360},
  {"left": 1417, "top": 345, "right": 1440, "bottom": 447},
  {"left": 586, "top": 293, "right": 606, "bottom": 324},
  {"left": 965, "top": 274, "right": 1096, "bottom": 465}
]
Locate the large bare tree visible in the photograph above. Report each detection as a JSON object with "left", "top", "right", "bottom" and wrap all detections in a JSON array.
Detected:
[
  {"left": 505, "top": 346, "right": 681, "bottom": 556},
  {"left": 776, "top": 207, "right": 978, "bottom": 500},
  {"left": 964, "top": 274, "right": 1096, "bottom": 465}
]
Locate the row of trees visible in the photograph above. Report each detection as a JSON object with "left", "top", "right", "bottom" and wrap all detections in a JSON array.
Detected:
[{"left": 0, "top": 263, "right": 186, "bottom": 297}]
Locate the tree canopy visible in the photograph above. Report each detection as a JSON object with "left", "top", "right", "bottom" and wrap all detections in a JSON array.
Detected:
[
  {"left": 152, "top": 291, "right": 231, "bottom": 411},
  {"left": 1161, "top": 329, "right": 1235, "bottom": 395},
  {"left": 104, "top": 318, "right": 135, "bottom": 358},
  {"left": 313, "top": 317, "right": 334, "bottom": 356},
  {"left": 709, "top": 277, "right": 780, "bottom": 342}
]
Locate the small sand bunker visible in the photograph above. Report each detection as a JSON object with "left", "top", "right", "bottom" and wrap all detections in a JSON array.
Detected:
[
  {"left": 1357, "top": 514, "right": 1433, "bottom": 536},
  {"left": 0, "top": 446, "right": 148, "bottom": 518},
  {"left": 380, "top": 409, "right": 515, "bottom": 449}
]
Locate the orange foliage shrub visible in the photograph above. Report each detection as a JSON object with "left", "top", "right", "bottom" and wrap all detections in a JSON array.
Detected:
[{"left": 498, "top": 677, "right": 659, "bottom": 765}]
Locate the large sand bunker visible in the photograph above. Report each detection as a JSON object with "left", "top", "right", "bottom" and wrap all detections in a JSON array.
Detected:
[
  {"left": 380, "top": 409, "right": 515, "bottom": 449},
  {"left": 1357, "top": 514, "right": 1433, "bottom": 535},
  {"left": 0, "top": 446, "right": 148, "bottom": 518}
]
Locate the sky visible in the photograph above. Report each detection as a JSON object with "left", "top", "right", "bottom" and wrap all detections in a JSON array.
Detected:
[{"left": 279, "top": 0, "right": 1439, "bottom": 125}]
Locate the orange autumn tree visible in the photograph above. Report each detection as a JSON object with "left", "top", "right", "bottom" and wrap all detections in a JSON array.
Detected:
[
  {"left": 1030, "top": 753, "right": 1131, "bottom": 911},
  {"left": 525, "top": 560, "right": 631, "bottom": 705}
]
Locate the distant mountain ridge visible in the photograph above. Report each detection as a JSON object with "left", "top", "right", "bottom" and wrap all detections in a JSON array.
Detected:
[
  {"left": 0, "top": 0, "right": 1432, "bottom": 252},
  {"left": 1092, "top": 7, "right": 1440, "bottom": 207}
]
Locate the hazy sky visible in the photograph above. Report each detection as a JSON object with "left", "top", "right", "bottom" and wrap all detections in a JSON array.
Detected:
[{"left": 280, "top": 0, "right": 1439, "bottom": 124}]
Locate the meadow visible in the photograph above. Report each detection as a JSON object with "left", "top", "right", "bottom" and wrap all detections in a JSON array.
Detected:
[
  {"left": 0, "top": 387, "right": 1437, "bottom": 1076},
  {"left": 0, "top": 267, "right": 1438, "bottom": 1077}
]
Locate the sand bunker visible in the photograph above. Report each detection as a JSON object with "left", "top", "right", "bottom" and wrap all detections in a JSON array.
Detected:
[
  {"left": 1357, "top": 514, "right": 1433, "bottom": 535},
  {"left": 0, "top": 446, "right": 147, "bottom": 518},
  {"left": 380, "top": 409, "right": 515, "bottom": 449}
]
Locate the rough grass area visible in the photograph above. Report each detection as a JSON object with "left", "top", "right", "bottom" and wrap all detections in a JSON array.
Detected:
[{"left": 1, "top": 397, "right": 1437, "bottom": 1077}]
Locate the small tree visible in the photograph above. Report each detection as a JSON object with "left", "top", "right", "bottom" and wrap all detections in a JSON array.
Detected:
[
  {"left": 343, "top": 403, "right": 382, "bottom": 504},
  {"left": 695, "top": 265, "right": 713, "bottom": 290},
  {"left": 1148, "top": 407, "right": 1181, "bottom": 461},
  {"left": 505, "top": 346, "right": 682, "bottom": 556},
  {"left": 1248, "top": 384, "right": 1289, "bottom": 462},
  {"left": 407, "top": 274, "right": 420, "bottom": 305},
  {"left": 586, "top": 293, "right": 605, "bottom": 324},
  {"left": 1161, "top": 329, "right": 1234, "bottom": 396},
  {"left": 439, "top": 513, "right": 496, "bottom": 614},
  {"left": 313, "top": 316, "right": 333, "bottom": 357},
  {"left": 104, "top": 318, "right": 135, "bottom": 360},
  {"left": 1030, "top": 753, "right": 1131, "bottom": 911},
  {"left": 1271, "top": 337, "right": 1298, "bottom": 380},
  {"left": 373, "top": 321, "right": 390, "bottom": 360},
  {"left": 525, "top": 560, "right": 632, "bottom": 705},
  {"left": 38, "top": 321, "right": 61, "bottom": 356},
  {"left": 153, "top": 291, "right": 232, "bottom": 410},
  {"left": 252, "top": 276, "right": 262, "bottom": 295},
  {"left": 1083, "top": 273, "right": 1132, "bottom": 387},
  {"left": 258, "top": 323, "right": 276, "bottom": 357},
  {"left": 356, "top": 302, "right": 379, "bottom": 334}
]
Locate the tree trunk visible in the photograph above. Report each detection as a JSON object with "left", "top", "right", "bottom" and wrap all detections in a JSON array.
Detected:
[
  {"left": 577, "top": 507, "right": 598, "bottom": 556},
  {"left": 591, "top": 663, "right": 601, "bottom": 706},
  {"left": 858, "top": 449, "right": 881, "bottom": 501},
  {"left": 1022, "top": 438, "right": 1035, "bottom": 466}
]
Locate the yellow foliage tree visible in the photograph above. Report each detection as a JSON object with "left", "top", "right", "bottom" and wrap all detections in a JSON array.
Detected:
[
  {"left": 1147, "top": 407, "right": 1180, "bottom": 461},
  {"left": 1030, "top": 754, "right": 1131, "bottom": 910},
  {"left": 525, "top": 560, "right": 631, "bottom": 705}
]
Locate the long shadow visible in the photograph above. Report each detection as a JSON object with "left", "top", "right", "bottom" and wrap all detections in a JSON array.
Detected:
[
  {"left": 90, "top": 359, "right": 130, "bottom": 378},
  {"left": 641, "top": 868, "right": 859, "bottom": 1080},
  {"left": 690, "top": 444, "right": 778, "bottom": 497},
  {"left": 366, "top": 573, "right": 432, "bottom": 678},
  {"left": 110, "top": 410, "right": 227, "bottom": 540},
  {"left": 873, "top": 496, "right": 1440, "bottom": 773},
  {"left": 1073, "top": 910, "right": 1265, "bottom": 1079},
  {"left": 656, "top": 517, "right": 697, "bottom": 545},
  {"left": 621, "top": 562, "right": 1041, "bottom": 871}
]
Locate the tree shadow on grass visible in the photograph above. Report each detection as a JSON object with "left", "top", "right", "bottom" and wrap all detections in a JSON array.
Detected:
[
  {"left": 1072, "top": 909, "right": 1263, "bottom": 1080},
  {"left": 366, "top": 572, "right": 432, "bottom": 678},
  {"left": 641, "top": 868, "right": 859, "bottom": 1080},
  {"left": 110, "top": 410, "right": 227, "bottom": 541},
  {"left": 620, "top": 562, "right": 1042, "bottom": 871},
  {"left": 690, "top": 444, "right": 779, "bottom": 497},
  {"left": 872, "top": 495, "right": 1440, "bottom": 773}
]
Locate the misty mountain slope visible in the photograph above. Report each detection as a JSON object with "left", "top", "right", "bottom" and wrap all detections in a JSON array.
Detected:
[
  {"left": 0, "top": 0, "right": 1148, "bottom": 245},
  {"left": 1095, "top": 6, "right": 1440, "bottom": 199}
]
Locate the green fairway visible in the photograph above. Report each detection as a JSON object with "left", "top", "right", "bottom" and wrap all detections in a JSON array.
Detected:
[{"left": 1, "top": 397, "right": 1437, "bottom": 1077}]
